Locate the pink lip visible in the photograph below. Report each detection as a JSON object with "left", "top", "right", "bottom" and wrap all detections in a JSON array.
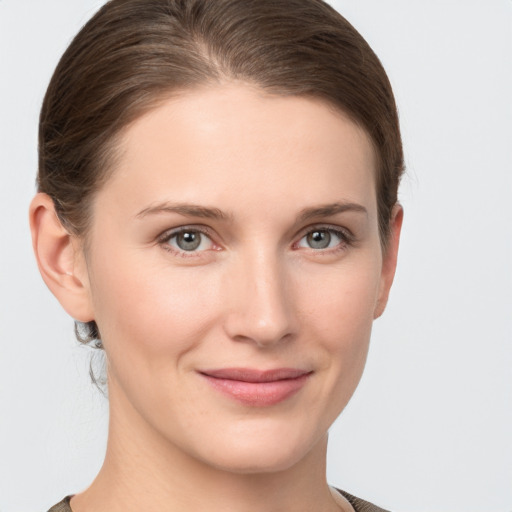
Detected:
[{"left": 199, "top": 368, "right": 312, "bottom": 407}]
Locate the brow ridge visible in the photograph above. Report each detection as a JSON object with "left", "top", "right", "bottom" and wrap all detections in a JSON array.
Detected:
[
  {"left": 297, "top": 202, "right": 368, "bottom": 223},
  {"left": 136, "top": 202, "right": 230, "bottom": 220},
  {"left": 136, "top": 201, "right": 367, "bottom": 223}
]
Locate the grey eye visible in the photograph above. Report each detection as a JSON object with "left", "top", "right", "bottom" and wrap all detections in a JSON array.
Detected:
[
  {"left": 175, "top": 231, "right": 202, "bottom": 251},
  {"left": 162, "top": 228, "right": 215, "bottom": 255},
  {"left": 306, "top": 230, "right": 332, "bottom": 249},
  {"left": 297, "top": 228, "right": 348, "bottom": 251}
]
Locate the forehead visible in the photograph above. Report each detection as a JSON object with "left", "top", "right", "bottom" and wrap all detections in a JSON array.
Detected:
[{"left": 97, "top": 84, "right": 377, "bottom": 220}]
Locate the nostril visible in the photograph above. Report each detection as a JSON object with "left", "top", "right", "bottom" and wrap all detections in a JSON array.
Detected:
[{"left": 228, "top": 326, "right": 294, "bottom": 348}]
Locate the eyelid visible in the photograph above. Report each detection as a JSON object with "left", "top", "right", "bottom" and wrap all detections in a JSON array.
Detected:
[
  {"left": 155, "top": 223, "right": 355, "bottom": 256},
  {"left": 293, "top": 224, "right": 355, "bottom": 250},
  {"left": 157, "top": 224, "right": 215, "bottom": 241},
  {"left": 156, "top": 225, "right": 220, "bottom": 256}
]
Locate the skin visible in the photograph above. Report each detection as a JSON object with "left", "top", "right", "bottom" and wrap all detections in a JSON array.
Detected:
[{"left": 30, "top": 84, "right": 402, "bottom": 512}]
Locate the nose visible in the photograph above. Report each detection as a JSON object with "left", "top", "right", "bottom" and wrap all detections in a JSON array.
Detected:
[{"left": 223, "top": 249, "right": 297, "bottom": 348}]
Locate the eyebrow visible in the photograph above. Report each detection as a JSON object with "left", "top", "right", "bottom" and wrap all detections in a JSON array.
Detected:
[
  {"left": 136, "top": 202, "right": 231, "bottom": 221},
  {"left": 135, "top": 201, "right": 367, "bottom": 222},
  {"left": 297, "top": 202, "right": 368, "bottom": 223}
]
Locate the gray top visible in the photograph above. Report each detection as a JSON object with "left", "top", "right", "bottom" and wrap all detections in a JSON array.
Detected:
[{"left": 47, "top": 489, "right": 390, "bottom": 512}]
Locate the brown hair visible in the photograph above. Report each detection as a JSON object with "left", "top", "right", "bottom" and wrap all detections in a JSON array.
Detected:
[{"left": 38, "top": 0, "right": 404, "bottom": 347}]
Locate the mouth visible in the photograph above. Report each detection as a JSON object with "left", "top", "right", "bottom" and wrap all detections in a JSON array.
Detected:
[{"left": 198, "top": 368, "right": 312, "bottom": 407}]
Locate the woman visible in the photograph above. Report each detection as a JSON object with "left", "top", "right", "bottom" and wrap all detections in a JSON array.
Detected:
[{"left": 30, "top": 0, "right": 403, "bottom": 510}]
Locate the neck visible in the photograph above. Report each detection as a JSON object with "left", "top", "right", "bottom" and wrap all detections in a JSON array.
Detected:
[{"left": 70, "top": 378, "right": 349, "bottom": 512}]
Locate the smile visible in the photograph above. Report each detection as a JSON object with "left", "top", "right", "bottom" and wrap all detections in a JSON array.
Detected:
[{"left": 199, "top": 368, "right": 312, "bottom": 407}]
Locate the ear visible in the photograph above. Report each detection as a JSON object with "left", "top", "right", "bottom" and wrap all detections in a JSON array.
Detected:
[
  {"left": 29, "top": 193, "right": 95, "bottom": 322},
  {"left": 374, "top": 204, "right": 403, "bottom": 319}
]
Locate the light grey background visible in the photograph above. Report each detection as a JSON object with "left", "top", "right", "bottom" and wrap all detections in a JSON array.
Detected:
[{"left": 0, "top": 1, "right": 511, "bottom": 511}]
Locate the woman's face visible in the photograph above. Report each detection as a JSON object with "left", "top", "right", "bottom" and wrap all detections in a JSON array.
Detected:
[{"left": 79, "top": 84, "right": 399, "bottom": 473}]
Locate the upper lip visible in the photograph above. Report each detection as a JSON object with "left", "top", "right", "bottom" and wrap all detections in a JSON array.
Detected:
[{"left": 199, "top": 368, "right": 311, "bottom": 383}]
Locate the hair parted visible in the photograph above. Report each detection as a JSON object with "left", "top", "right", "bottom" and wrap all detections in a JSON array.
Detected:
[{"left": 38, "top": 0, "right": 404, "bottom": 348}]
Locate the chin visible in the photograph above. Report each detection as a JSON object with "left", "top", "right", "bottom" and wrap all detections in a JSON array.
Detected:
[
  {"left": 192, "top": 420, "right": 325, "bottom": 475},
  {"left": 207, "top": 449, "right": 307, "bottom": 475}
]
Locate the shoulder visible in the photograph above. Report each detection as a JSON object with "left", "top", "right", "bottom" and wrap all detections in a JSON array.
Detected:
[
  {"left": 47, "top": 491, "right": 388, "bottom": 512},
  {"left": 47, "top": 496, "right": 72, "bottom": 512},
  {"left": 337, "top": 488, "right": 391, "bottom": 512}
]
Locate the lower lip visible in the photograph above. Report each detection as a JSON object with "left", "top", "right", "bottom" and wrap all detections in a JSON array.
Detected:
[{"left": 201, "top": 373, "right": 311, "bottom": 407}]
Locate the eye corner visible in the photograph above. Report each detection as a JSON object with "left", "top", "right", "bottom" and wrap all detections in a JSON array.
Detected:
[
  {"left": 157, "top": 225, "right": 220, "bottom": 258},
  {"left": 294, "top": 225, "right": 355, "bottom": 253}
]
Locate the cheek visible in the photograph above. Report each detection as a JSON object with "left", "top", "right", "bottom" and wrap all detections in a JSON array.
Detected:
[
  {"left": 298, "top": 257, "right": 381, "bottom": 337},
  {"left": 295, "top": 255, "right": 381, "bottom": 379},
  {"left": 88, "top": 250, "right": 224, "bottom": 364}
]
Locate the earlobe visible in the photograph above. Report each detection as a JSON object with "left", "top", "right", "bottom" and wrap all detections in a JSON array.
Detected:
[
  {"left": 374, "top": 204, "right": 403, "bottom": 319},
  {"left": 29, "top": 193, "right": 94, "bottom": 322}
]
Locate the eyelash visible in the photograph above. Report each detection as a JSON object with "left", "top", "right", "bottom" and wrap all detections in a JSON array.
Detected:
[
  {"left": 295, "top": 225, "right": 354, "bottom": 254},
  {"left": 157, "top": 226, "right": 218, "bottom": 258},
  {"left": 157, "top": 225, "right": 354, "bottom": 258}
]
